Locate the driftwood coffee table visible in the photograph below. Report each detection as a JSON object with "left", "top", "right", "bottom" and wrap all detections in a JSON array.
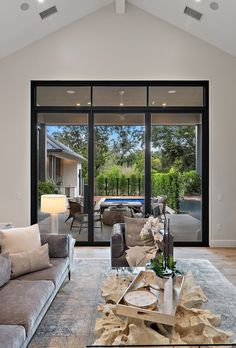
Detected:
[{"left": 92, "top": 268, "right": 233, "bottom": 346}]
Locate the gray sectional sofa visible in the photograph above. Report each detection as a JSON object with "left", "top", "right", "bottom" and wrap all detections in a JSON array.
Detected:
[{"left": 0, "top": 233, "right": 75, "bottom": 348}]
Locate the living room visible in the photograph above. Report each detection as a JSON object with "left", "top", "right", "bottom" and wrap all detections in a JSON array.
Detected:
[{"left": 0, "top": 0, "right": 236, "bottom": 347}]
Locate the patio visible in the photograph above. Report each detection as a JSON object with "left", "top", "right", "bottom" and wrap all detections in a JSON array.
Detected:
[{"left": 38, "top": 195, "right": 201, "bottom": 243}]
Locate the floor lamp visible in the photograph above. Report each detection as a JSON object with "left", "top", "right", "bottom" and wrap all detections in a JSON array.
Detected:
[{"left": 41, "top": 194, "right": 67, "bottom": 234}]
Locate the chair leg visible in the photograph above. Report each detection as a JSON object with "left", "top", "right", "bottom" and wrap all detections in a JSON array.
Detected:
[
  {"left": 79, "top": 218, "right": 83, "bottom": 234},
  {"left": 70, "top": 218, "right": 74, "bottom": 231},
  {"left": 65, "top": 216, "right": 70, "bottom": 223},
  {"left": 68, "top": 271, "right": 71, "bottom": 281},
  {"left": 65, "top": 212, "right": 72, "bottom": 222}
]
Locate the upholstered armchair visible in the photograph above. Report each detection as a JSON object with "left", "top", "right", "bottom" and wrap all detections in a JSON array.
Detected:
[{"left": 110, "top": 223, "right": 129, "bottom": 268}]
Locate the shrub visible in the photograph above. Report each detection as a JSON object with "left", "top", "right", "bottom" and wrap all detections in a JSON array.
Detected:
[
  {"left": 151, "top": 172, "right": 180, "bottom": 211},
  {"left": 130, "top": 174, "right": 138, "bottom": 195},
  {"left": 101, "top": 165, "right": 121, "bottom": 178},
  {"left": 120, "top": 174, "right": 127, "bottom": 195},
  {"left": 140, "top": 174, "right": 145, "bottom": 195},
  {"left": 38, "top": 180, "right": 59, "bottom": 203},
  {"left": 107, "top": 173, "right": 117, "bottom": 195},
  {"left": 179, "top": 171, "right": 201, "bottom": 197},
  {"left": 96, "top": 174, "right": 105, "bottom": 195}
]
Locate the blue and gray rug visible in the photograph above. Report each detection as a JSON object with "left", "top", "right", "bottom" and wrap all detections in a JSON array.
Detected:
[{"left": 29, "top": 258, "right": 236, "bottom": 348}]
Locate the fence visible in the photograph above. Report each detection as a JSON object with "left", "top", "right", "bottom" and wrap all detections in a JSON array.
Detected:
[
  {"left": 95, "top": 176, "right": 144, "bottom": 196},
  {"left": 95, "top": 171, "right": 200, "bottom": 211}
]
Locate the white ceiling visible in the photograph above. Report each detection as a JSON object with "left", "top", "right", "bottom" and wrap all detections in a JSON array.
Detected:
[{"left": 0, "top": 0, "right": 235, "bottom": 60}]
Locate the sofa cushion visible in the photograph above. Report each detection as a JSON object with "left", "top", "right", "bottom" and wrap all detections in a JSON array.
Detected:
[
  {"left": 124, "top": 217, "right": 152, "bottom": 247},
  {"left": 0, "top": 224, "right": 41, "bottom": 254},
  {"left": 40, "top": 233, "right": 69, "bottom": 258},
  {"left": 0, "top": 279, "right": 54, "bottom": 333},
  {"left": 18, "top": 258, "right": 69, "bottom": 287},
  {"left": 0, "top": 325, "right": 26, "bottom": 348},
  {"left": 10, "top": 243, "right": 52, "bottom": 279},
  {"left": 0, "top": 253, "right": 11, "bottom": 287}
]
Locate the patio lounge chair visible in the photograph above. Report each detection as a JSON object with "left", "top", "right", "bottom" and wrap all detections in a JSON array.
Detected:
[{"left": 66, "top": 200, "right": 102, "bottom": 233}]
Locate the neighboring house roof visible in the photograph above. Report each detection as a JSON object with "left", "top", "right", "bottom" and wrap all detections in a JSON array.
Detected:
[{"left": 47, "top": 135, "right": 87, "bottom": 162}]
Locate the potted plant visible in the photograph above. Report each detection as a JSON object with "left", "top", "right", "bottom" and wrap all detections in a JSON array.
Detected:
[{"left": 150, "top": 252, "right": 181, "bottom": 289}]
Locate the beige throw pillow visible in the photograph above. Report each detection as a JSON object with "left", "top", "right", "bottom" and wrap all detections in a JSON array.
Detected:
[
  {"left": 10, "top": 243, "right": 52, "bottom": 279},
  {"left": 124, "top": 217, "right": 154, "bottom": 247},
  {"left": 0, "top": 224, "right": 41, "bottom": 253}
]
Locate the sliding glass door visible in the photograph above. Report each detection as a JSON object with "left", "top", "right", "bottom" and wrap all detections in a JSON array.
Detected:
[
  {"left": 151, "top": 113, "right": 202, "bottom": 242},
  {"left": 32, "top": 81, "right": 208, "bottom": 246},
  {"left": 37, "top": 112, "right": 89, "bottom": 242},
  {"left": 94, "top": 113, "right": 145, "bottom": 242}
]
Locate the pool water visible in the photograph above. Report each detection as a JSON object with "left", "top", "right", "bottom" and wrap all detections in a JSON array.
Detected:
[
  {"left": 179, "top": 199, "right": 201, "bottom": 220},
  {"left": 104, "top": 198, "right": 145, "bottom": 204}
]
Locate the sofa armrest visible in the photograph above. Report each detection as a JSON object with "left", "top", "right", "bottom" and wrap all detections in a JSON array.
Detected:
[
  {"left": 68, "top": 234, "right": 75, "bottom": 269},
  {"left": 111, "top": 223, "right": 125, "bottom": 258},
  {"left": 40, "top": 233, "right": 75, "bottom": 259}
]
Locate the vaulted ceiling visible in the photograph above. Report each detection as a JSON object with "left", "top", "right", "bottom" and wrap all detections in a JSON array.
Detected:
[{"left": 0, "top": 0, "right": 235, "bottom": 60}]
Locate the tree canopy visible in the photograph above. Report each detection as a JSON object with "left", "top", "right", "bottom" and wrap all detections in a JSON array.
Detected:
[{"left": 51, "top": 124, "right": 196, "bottom": 176}]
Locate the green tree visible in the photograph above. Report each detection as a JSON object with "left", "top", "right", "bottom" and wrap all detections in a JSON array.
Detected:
[
  {"left": 152, "top": 126, "right": 196, "bottom": 172},
  {"left": 111, "top": 126, "right": 144, "bottom": 167},
  {"left": 52, "top": 125, "right": 113, "bottom": 176}
]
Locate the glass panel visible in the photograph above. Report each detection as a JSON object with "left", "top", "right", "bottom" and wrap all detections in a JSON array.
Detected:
[
  {"left": 149, "top": 86, "right": 203, "bottom": 106},
  {"left": 94, "top": 113, "right": 145, "bottom": 242},
  {"left": 36, "top": 86, "right": 91, "bottom": 106},
  {"left": 151, "top": 113, "right": 202, "bottom": 242},
  {"left": 93, "top": 86, "right": 147, "bottom": 106},
  {"left": 37, "top": 113, "right": 89, "bottom": 242}
]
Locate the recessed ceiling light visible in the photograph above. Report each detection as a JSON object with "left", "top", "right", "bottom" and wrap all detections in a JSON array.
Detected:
[
  {"left": 151, "top": 101, "right": 156, "bottom": 105},
  {"left": 162, "top": 103, "right": 167, "bottom": 107},
  {"left": 210, "top": 2, "right": 219, "bottom": 10},
  {"left": 195, "top": 0, "right": 201, "bottom": 2},
  {"left": 87, "top": 101, "right": 91, "bottom": 105},
  {"left": 38, "top": 0, "right": 45, "bottom": 2},
  {"left": 120, "top": 102, "right": 124, "bottom": 106},
  {"left": 66, "top": 90, "right": 75, "bottom": 94},
  {"left": 20, "top": 2, "right": 29, "bottom": 11},
  {"left": 168, "top": 90, "right": 176, "bottom": 94},
  {"left": 76, "top": 103, "right": 81, "bottom": 106}
]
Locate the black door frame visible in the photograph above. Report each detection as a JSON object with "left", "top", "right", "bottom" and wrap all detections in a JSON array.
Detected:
[{"left": 31, "top": 80, "right": 209, "bottom": 247}]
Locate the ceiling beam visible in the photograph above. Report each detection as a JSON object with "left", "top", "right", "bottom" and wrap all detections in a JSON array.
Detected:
[{"left": 116, "top": 0, "right": 125, "bottom": 14}]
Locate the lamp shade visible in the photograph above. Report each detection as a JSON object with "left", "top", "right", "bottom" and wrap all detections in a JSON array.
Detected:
[{"left": 41, "top": 194, "right": 67, "bottom": 214}]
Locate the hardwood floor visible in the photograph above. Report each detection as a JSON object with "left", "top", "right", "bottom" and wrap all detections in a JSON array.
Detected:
[{"left": 74, "top": 246, "right": 236, "bottom": 286}]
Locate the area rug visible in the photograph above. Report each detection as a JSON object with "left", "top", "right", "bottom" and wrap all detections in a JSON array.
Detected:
[{"left": 29, "top": 259, "right": 236, "bottom": 348}]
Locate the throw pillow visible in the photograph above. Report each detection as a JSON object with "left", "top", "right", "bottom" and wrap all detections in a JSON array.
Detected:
[
  {"left": 0, "top": 224, "right": 41, "bottom": 254},
  {"left": 0, "top": 253, "right": 11, "bottom": 287},
  {"left": 10, "top": 243, "right": 52, "bottom": 279},
  {"left": 152, "top": 203, "right": 161, "bottom": 218},
  {"left": 124, "top": 217, "right": 154, "bottom": 247}
]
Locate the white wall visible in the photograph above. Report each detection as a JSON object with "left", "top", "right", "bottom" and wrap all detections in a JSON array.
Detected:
[
  {"left": 62, "top": 160, "right": 81, "bottom": 197},
  {"left": 0, "top": 3, "right": 236, "bottom": 245}
]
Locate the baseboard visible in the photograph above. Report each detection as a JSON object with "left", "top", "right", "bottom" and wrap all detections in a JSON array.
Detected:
[{"left": 210, "top": 240, "right": 236, "bottom": 247}]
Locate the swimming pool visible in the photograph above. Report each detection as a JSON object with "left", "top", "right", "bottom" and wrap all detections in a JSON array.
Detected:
[{"left": 104, "top": 198, "right": 145, "bottom": 204}]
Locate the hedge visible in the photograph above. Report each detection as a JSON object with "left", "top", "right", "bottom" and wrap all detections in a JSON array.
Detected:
[
  {"left": 152, "top": 172, "right": 180, "bottom": 211},
  {"left": 95, "top": 171, "right": 201, "bottom": 210}
]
